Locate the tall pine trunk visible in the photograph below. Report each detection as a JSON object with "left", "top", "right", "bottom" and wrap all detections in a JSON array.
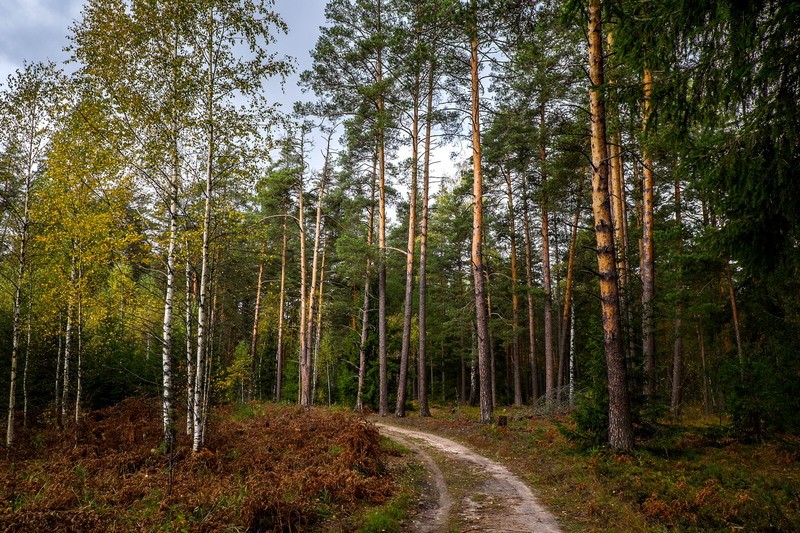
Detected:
[
  {"left": 641, "top": 67, "right": 657, "bottom": 402},
  {"left": 588, "top": 0, "right": 633, "bottom": 450},
  {"left": 670, "top": 178, "right": 684, "bottom": 415},
  {"left": 504, "top": 169, "right": 523, "bottom": 406},
  {"left": 417, "top": 60, "right": 434, "bottom": 418},
  {"left": 312, "top": 246, "right": 327, "bottom": 401},
  {"left": 540, "top": 104, "right": 555, "bottom": 403},
  {"left": 469, "top": 0, "right": 492, "bottom": 423},
  {"left": 396, "top": 67, "right": 420, "bottom": 418},
  {"left": 303, "top": 136, "right": 330, "bottom": 407},
  {"left": 376, "top": 0, "right": 389, "bottom": 417},
  {"left": 356, "top": 160, "right": 376, "bottom": 412},
  {"left": 297, "top": 130, "right": 309, "bottom": 407},
  {"left": 522, "top": 175, "right": 538, "bottom": 401}
]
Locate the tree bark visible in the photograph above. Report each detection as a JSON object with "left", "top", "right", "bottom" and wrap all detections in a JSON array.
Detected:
[
  {"left": 161, "top": 184, "right": 177, "bottom": 447},
  {"left": 417, "top": 59, "right": 435, "bottom": 418},
  {"left": 356, "top": 156, "right": 377, "bottom": 413},
  {"left": 275, "top": 217, "right": 288, "bottom": 402},
  {"left": 312, "top": 245, "right": 327, "bottom": 402},
  {"left": 193, "top": 49, "right": 215, "bottom": 450},
  {"left": 727, "top": 263, "right": 744, "bottom": 371},
  {"left": 248, "top": 244, "right": 265, "bottom": 401},
  {"left": 396, "top": 66, "right": 420, "bottom": 417},
  {"left": 641, "top": 67, "right": 657, "bottom": 402},
  {"left": 185, "top": 249, "right": 194, "bottom": 435},
  {"left": 23, "top": 294, "right": 32, "bottom": 427},
  {"left": 376, "top": 0, "right": 389, "bottom": 417},
  {"left": 303, "top": 145, "right": 329, "bottom": 408},
  {"left": 522, "top": 174, "right": 538, "bottom": 401},
  {"left": 75, "top": 276, "right": 83, "bottom": 424},
  {"left": 469, "top": 0, "right": 493, "bottom": 423},
  {"left": 55, "top": 313, "right": 62, "bottom": 427},
  {"left": 62, "top": 256, "right": 76, "bottom": 423},
  {"left": 504, "top": 169, "right": 523, "bottom": 406},
  {"left": 588, "top": 0, "right": 634, "bottom": 450},
  {"left": 558, "top": 202, "right": 581, "bottom": 400},
  {"left": 6, "top": 166, "right": 31, "bottom": 447},
  {"left": 297, "top": 129, "right": 309, "bottom": 407},
  {"left": 540, "top": 104, "right": 555, "bottom": 404},
  {"left": 670, "top": 178, "right": 684, "bottom": 415}
]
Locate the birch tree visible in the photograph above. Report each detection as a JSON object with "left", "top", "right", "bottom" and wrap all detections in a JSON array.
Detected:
[{"left": 1, "top": 62, "right": 64, "bottom": 447}]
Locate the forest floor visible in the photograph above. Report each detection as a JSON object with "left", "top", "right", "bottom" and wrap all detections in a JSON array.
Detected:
[
  {"left": 2, "top": 400, "right": 799, "bottom": 532},
  {"left": 378, "top": 405, "right": 800, "bottom": 532},
  {"left": 0, "top": 399, "right": 396, "bottom": 532}
]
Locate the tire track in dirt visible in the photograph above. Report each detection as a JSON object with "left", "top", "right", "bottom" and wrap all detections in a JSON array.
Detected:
[{"left": 375, "top": 422, "right": 561, "bottom": 533}]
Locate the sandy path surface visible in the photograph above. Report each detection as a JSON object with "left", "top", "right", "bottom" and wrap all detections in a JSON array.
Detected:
[{"left": 375, "top": 422, "right": 561, "bottom": 533}]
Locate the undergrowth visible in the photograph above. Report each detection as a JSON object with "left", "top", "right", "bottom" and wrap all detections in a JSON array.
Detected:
[{"left": 0, "top": 398, "right": 393, "bottom": 532}]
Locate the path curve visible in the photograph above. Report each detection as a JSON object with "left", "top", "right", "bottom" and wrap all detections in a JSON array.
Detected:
[{"left": 375, "top": 422, "right": 561, "bottom": 533}]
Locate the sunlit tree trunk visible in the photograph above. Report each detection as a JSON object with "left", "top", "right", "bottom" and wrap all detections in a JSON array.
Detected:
[
  {"left": 588, "top": 0, "right": 633, "bottom": 450},
  {"left": 376, "top": 0, "right": 389, "bottom": 417},
  {"left": 396, "top": 67, "right": 420, "bottom": 418},
  {"left": 697, "top": 322, "right": 709, "bottom": 415},
  {"left": 469, "top": 0, "right": 492, "bottom": 423},
  {"left": 418, "top": 60, "right": 434, "bottom": 418},
  {"left": 297, "top": 130, "right": 309, "bottom": 407}
]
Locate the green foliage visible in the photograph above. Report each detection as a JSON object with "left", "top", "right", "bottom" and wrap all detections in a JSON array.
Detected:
[{"left": 566, "top": 315, "right": 609, "bottom": 448}]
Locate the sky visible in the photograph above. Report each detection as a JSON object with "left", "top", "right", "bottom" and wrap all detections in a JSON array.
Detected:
[
  {"left": 0, "top": 0, "right": 459, "bottom": 194},
  {"left": 0, "top": 0, "right": 328, "bottom": 110}
]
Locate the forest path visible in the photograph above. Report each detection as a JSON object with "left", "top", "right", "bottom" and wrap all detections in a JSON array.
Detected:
[{"left": 374, "top": 422, "right": 561, "bottom": 533}]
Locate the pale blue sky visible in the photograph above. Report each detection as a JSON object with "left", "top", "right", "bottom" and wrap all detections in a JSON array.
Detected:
[
  {"left": 0, "top": 0, "right": 328, "bottom": 110},
  {"left": 0, "top": 0, "right": 459, "bottom": 191}
]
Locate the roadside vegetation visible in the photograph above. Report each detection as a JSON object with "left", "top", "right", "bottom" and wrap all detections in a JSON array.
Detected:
[
  {"left": 387, "top": 405, "right": 800, "bottom": 532},
  {"left": 0, "top": 399, "right": 395, "bottom": 531}
]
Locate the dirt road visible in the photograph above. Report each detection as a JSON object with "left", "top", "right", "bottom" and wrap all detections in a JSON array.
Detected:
[{"left": 375, "top": 422, "right": 561, "bottom": 533}]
